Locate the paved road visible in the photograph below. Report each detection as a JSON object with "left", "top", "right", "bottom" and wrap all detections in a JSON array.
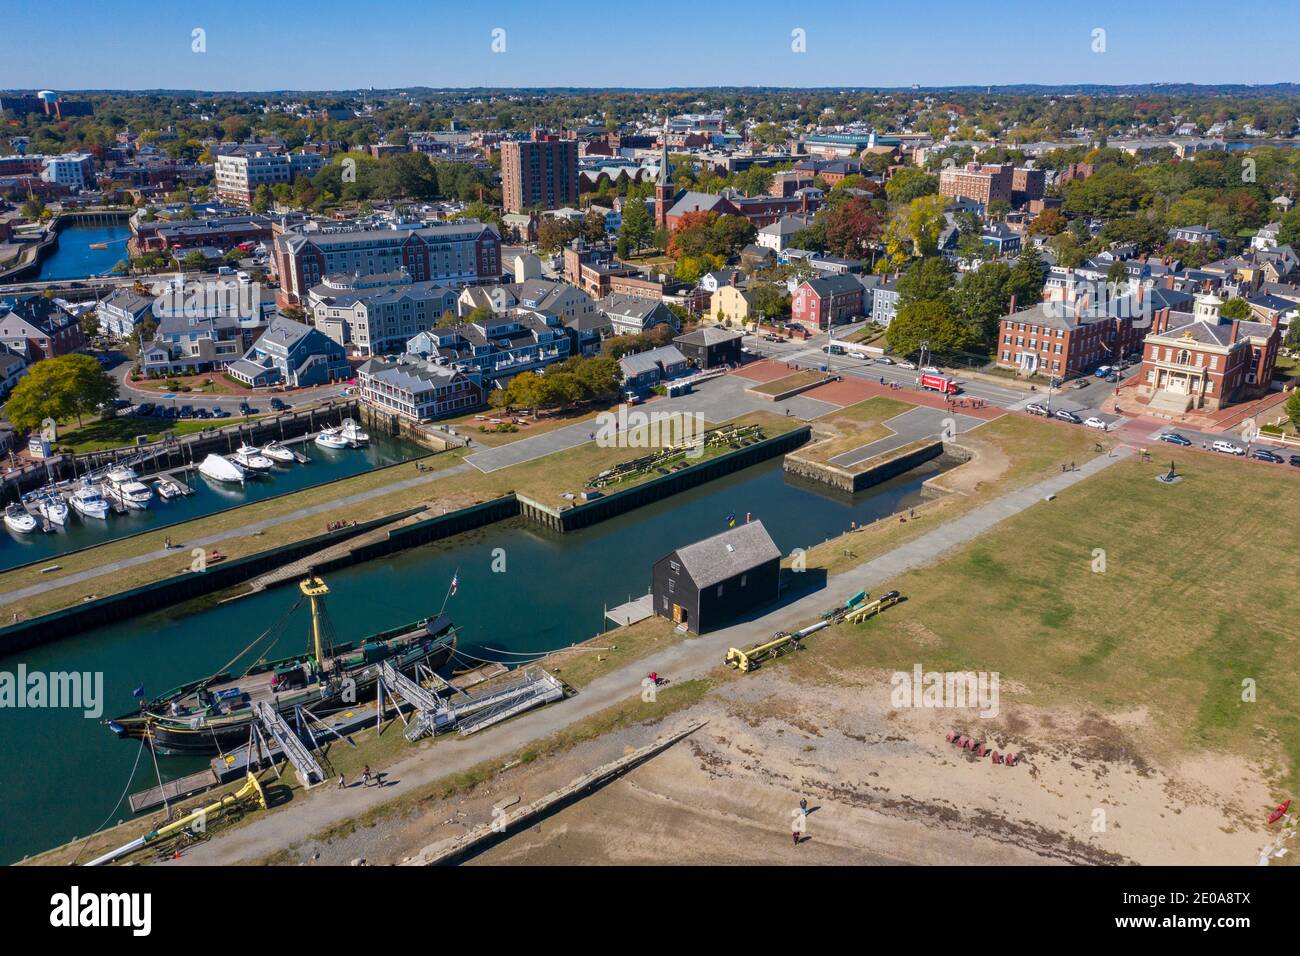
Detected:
[
  {"left": 179, "top": 447, "right": 1127, "bottom": 865},
  {"left": 828, "top": 406, "right": 987, "bottom": 469},
  {"left": 0, "top": 461, "right": 474, "bottom": 608}
]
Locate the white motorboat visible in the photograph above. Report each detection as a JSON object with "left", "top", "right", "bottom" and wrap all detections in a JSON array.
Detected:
[
  {"left": 155, "top": 479, "right": 183, "bottom": 500},
  {"left": 338, "top": 418, "right": 369, "bottom": 446},
  {"left": 70, "top": 482, "right": 111, "bottom": 519},
  {"left": 231, "top": 443, "right": 274, "bottom": 472},
  {"left": 4, "top": 504, "right": 38, "bottom": 535},
  {"left": 315, "top": 427, "right": 349, "bottom": 450},
  {"left": 260, "top": 440, "right": 295, "bottom": 464},
  {"left": 199, "top": 453, "right": 246, "bottom": 484},
  {"left": 104, "top": 466, "right": 153, "bottom": 510},
  {"left": 35, "top": 495, "right": 69, "bottom": 527}
]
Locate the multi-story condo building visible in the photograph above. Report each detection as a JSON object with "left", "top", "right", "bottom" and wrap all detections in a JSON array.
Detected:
[
  {"left": 226, "top": 315, "right": 351, "bottom": 388},
  {"left": 214, "top": 150, "right": 324, "bottom": 204},
  {"left": 500, "top": 131, "right": 579, "bottom": 213},
  {"left": 273, "top": 220, "right": 501, "bottom": 308},
  {"left": 356, "top": 356, "right": 485, "bottom": 422},
  {"left": 40, "top": 153, "right": 95, "bottom": 190},
  {"left": 306, "top": 271, "right": 460, "bottom": 356},
  {"left": 403, "top": 309, "right": 571, "bottom": 385},
  {"left": 938, "top": 162, "right": 1015, "bottom": 208}
]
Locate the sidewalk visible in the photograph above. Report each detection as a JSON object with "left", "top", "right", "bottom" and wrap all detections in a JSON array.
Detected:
[{"left": 180, "top": 447, "right": 1127, "bottom": 865}]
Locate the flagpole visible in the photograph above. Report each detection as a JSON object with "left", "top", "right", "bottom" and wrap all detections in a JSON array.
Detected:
[{"left": 438, "top": 567, "right": 459, "bottom": 617}]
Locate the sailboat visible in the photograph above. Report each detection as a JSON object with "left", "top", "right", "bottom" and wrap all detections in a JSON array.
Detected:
[
  {"left": 34, "top": 495, "right": 70, "bottom": 527},
  {"left": 106, "top": 574, "right": 459, "bottom": 754}
]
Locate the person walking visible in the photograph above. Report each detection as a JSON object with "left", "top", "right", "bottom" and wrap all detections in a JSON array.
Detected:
[
  {"left": 361, "top": 765, "right": 372, "bottom": 787},
  {"left": 337, "top": 773, "right": 346, "bottom": 790}
]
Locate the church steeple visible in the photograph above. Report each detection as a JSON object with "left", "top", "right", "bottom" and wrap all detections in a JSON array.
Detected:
[{"left": 655, "top": 120, "right": 674, "bottom": 230}]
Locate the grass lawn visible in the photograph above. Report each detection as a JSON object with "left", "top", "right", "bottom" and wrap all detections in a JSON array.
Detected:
[
  {"left": 786, "top": 448, "right": 1300, "bottom": 791},
  {"left": 796, "top": 396, "right": 913, "bottom": 465},
  {"left": 56, "top": 416, "right": 214, "bottom": 453},
  {"left": 130, "top": 373, "right": 248, "bottom": 396},
  {"left": 442, "top": 404, "right": 607, "bottom": 448},
  {"left": 787, "top": 413, "right": 1110, "bottom": 579},
  {"left": 748, "top": 370, "right": 830, "bottom": 396}
]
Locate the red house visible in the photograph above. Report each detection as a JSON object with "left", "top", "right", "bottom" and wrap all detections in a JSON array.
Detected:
[{"left": 792, "top": 275, "right": 864, "bottom": 332}]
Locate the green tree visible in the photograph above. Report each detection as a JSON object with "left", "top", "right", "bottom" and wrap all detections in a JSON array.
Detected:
[
  {"left": 885, "top": 167, "right": 939, "bottom": 204},
  {"left": 897, "top": 256, "right": 954, "bottom": 309},
  {"left": 1220, "top": 297, "right": 1252, "bottom": 319},
  {"left": 5, "top": 354, "right": 118, "bottom": 430},
  {"left": 886, "top": 299, "right": 969, "bottom": 359},
  {"left": 619, "top": 197, "right": 653, "bottom": 253},
  {"left": 1006, "top": 244, "right": 1046, "bottom": 308}
]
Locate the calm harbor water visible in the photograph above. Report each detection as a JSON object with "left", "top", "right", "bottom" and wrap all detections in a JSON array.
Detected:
[
  {"left": 0, "top": 455, "right": 945, "bottom": 863},
  {"left": 36, "top": 223, "right": 132, "bottom": 280},
  {"left": 1, "top": 432, "right": 420, "bottom": 572}
]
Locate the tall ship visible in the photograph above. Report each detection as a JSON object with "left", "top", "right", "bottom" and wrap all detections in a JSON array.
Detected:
[{"left": 106, "top": 574, "right": 458, "bottom": 754}]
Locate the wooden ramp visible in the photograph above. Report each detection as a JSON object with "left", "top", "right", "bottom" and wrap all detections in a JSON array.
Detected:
[{"left": 128, "top": 767, "right": 221, "bottom": 814}]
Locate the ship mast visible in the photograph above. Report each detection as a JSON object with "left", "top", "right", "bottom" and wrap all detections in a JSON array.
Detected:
[{"left": 299, "top": 574, "right": 331, "bottom": 669}]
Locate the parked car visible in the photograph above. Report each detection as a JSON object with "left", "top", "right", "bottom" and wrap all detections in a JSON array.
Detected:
[
  {"left": 1251, "top": 448, "right": 1284, "bottom": 463},
  {"left": 920, "top": 365, "right": 941, "bottom": 375},
  {"left": 238, "top": 402, "right": 255, "bottom": 416},
  {"left": 1158, "top": 432, "right": 1192, "bottom": 446},
  {"left": 1054, "top": 409, "right": 1083, "bottom": 424},
  {"left": 178, "top": 404, "right": 194, "bottom": 419},
  {"left": 1094, "top": 365, "right": 1113, "bottom": 378},
  {"left": 1289, "top": 455, "right": 1300, "bottom": 468},
  {"left": 194, "top": 407, "right": 211, "bottom": 419},
  {"left": 163, "top": 406, "right": 178, "bottom": 418},
  {"left": 1072, "top": 378, "right": 1090, "bottom": 389},
  {"left": 1025, "top": 402, "right": 1049, "bottom": 416},
  {"left": 270, "top": 398, "right": 288, "bottom": 411},
  {"left": 212, "top": 407, "right": 230, "bottom": 418},
  {"left": 1212, "top": 440, "right": 1245, "bottom": 456},
  {"left": 876, "top": 356, "right": 895, "bottom": 365},
  {"left": 1084, "top": 417, "right": 1108, "bottom": 430},
  {"left": 135, "top": 402, "right": 155, "bottom": 417}
]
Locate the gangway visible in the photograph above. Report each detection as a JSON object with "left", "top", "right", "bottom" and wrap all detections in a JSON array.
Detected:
[
  {"left": 455, "top": 669, "right": 565, "bottom": 736},
  {"left": 255, "top": 701, "right": 325, "bottom": 788}
]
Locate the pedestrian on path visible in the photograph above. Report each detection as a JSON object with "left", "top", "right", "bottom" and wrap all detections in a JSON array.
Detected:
[
  {"left": 361, "top": 765, "right": 372, "bottom": 787},
  {"left": 337, "top": 773, "right": 346, "bottom": 790}
]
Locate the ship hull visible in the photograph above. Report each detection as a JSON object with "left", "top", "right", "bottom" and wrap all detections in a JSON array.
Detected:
[{"left": 109, "top": 618, "right": 457, "bottom": 756}]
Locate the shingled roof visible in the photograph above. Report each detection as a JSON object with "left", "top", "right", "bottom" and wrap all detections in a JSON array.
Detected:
[{"left": 672, "top": 521, "right": 780, "bottom": 589}]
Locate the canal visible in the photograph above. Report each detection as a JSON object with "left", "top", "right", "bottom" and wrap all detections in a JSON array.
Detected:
[
  {"left": 0, "top": 432, "right": 421, "bottom": 573},
  {"left": 0, "top": 455, "right": 947, "bottom": 863},
  {"left": 36, "top": 223, "right": 133, "bottom": 280}
]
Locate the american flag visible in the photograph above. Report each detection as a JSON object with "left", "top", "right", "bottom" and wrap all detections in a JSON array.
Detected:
[{"left": 449, "top": 572, "right": 459, "bottom": 596}]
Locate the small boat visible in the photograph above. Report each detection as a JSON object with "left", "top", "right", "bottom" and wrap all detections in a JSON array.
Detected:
[
  {"left": 4, "top": 504, "right": 38, "bottom": 535},
  {"left": 89, "top": 242, "right": 109, "bottom": 250},
  {"left": 155, "top": 479, "right": 183, "bottom": 500},
  {"left": 199, "top": 454, "right": 246, "bottom": 484},
  {"left": 260, "top": 440, "right": 295, "bottom": 464},
  {"left": 315, "top": 427, "right": 349, "bottom": 450},
  {"left": 339, "top": 418, "right": 369, "bottom": 446},
  {"left": 70, "top": 481, "right": 111, "bottom": 520},
  {"left": 231, "top": 443, "right": 274, "bottom": 472},
  {"left": 34, "top": 495, "right": 70, "bottom": 527},
  {"left": 104, "top": 466, "right": 153, "bottom": 510}
]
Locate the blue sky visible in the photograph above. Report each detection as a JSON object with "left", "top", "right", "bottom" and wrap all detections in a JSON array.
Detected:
[{"left": 3, "top": 1, "right": 1295, "bottom": 91}]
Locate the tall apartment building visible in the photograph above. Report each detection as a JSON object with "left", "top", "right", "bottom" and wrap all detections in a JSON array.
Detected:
[
  {"left": 938, "top": 162, "right": 1014, "bottom": 207},
  {"left": 40, "top": 153, "right": 95, "bottom": 190},
  {"left": 1011, "top": 166, "right": 1045, "bottom": 203},
  {"left": 214, "top": 150, "right": 324, "bottom": 204},
  {"left": 306, "top": 271, "right": 460, "bottom": 356},
  {"left": 273, "top": 220, "right": 501, "bottom": 308},
  {"left": 500, "top": 131, "right": 579, "bottom": 213}
]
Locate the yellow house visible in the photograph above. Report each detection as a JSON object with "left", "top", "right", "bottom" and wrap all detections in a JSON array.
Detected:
[{"left": 709, "top": 285, "right": 755, "bottom": 325}]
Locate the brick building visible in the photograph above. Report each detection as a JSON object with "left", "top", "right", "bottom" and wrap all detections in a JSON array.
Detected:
[
  {"left": 792, "top": 274, "right": 864, "bottom": 331},
  {"left": 273, "top": 221, "right": 501, "bottom": 308},
  {"left": 938, "top": 162, "right": 1014, "bottom": 207},
  {"left": 1134, "top": 292, "right": 1280, "bottom": 413},
  {"left": 500, "top": 131, "right": 579, "bottom": 213}
]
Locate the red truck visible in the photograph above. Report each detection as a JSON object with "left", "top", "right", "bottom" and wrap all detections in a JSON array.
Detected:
[{"left": 919, "top": 373, "right": 960, "bottom": 395}]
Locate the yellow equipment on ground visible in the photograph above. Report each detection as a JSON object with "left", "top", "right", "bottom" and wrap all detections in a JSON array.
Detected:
[
  {"left": 844, "top": 589, "right": 902, "bottom": 623},
  {"left": 725, "top": 589, "right": 903, "bottom": 674}
]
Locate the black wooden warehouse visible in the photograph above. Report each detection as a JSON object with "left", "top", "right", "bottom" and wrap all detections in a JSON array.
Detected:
[{"left": 651, "top": 520, "right": 781, "bottom": 634}]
